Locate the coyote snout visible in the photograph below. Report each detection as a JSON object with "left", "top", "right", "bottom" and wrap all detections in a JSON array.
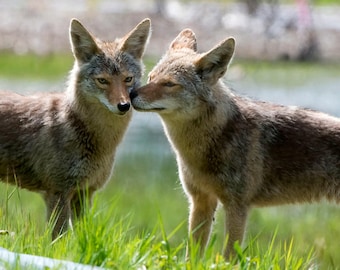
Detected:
[
  {"left": 132, "top": 28, "right": 340, "bottom": 259},
  {"left": 0, "top": 18, "right": 151, "bottom": 239},
  {"left": 93, "top": 74, "right": 132, "bottom": 115}
]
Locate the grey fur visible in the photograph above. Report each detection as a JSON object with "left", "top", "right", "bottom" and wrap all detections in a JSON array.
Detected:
[
  {"left": 131, "top": 29, "right": 340, "bottom": 259},
  {"left": 0, "top": 18, "right": 151, "bottom": 239}
]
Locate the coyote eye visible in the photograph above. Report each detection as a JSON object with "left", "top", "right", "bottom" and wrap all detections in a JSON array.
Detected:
[
  {"left": 124, "top": 76, "right": 133, "bottom": 83},
  {"left": 163, "top": 81, "right": 176, "bottom": 87},
  {"left": 96, "top": 78, "right": 109, "bottom": 85}
]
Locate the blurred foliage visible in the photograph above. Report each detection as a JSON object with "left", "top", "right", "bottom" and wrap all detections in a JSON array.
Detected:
[
  {"left": 188, "top": 0, "right": 340, "bottom": 4},
  {"left": 0, "top": 52, "right": 340, "bottom": 82},
  {"left": 0, "top": 53, "right": 73, "bottom": 79},
  {"left": 232, "top": 60, "right": 340, "bottom": 86},
  {"left": 311, "top": 0, "right": 340, "bottom": 4}
]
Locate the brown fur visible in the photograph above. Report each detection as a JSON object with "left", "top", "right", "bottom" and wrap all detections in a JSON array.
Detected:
[
  {"left": 0, "top": 18, "right": 151, "bottom": 239},
  {"left": 130, "top": 29, "right": 340, "bottom": 259}
]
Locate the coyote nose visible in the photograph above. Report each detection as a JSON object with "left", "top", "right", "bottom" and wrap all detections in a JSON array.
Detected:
[{"left": 117, "top": 102, "right": 131, "bottom": 112}]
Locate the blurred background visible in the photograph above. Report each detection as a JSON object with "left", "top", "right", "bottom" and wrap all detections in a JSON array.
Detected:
[
  {"left": 0, "top": 0, "right": 340, "bottom": 267},
  {"left": 1, "top": 0, "right": 339, "bottom": 60}
]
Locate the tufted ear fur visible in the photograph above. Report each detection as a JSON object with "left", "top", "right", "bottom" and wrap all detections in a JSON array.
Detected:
[
  {"left": 120, "top": 18, "right": 151, "bottom": 59},
  {"left": 195, "top": 37, "right": 235, "bottom": 85},
  {"left": 169, "top": 29, "right": 197, "bottom": 52},
  {"left": 69, "top": 19, "right": 101, "bottom": 65}
]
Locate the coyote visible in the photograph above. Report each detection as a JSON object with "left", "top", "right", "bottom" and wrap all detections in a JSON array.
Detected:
[
  {"left": 130, "top": 29, "right": 340, "bottom": 258},
  {"left": 0, "top": 18, "right": 151, "bottom": 239}
]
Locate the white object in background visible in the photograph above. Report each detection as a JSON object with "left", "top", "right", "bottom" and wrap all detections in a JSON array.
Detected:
[{"left": 0, "top": 247, "right": 105, "bottom": 270}]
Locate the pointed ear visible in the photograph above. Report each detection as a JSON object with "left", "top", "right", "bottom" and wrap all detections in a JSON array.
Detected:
[
  {"left": 195, "top": 38, "right": 235, "bottom": 84},
  {"left": 120, "top": 18, "right": 151, "bottom": 59},
  {"left": 69, "top": 19, "right": 101, "bottom": 64},
  {"left": 169, "top": 29, "right": 197, "bottom": 51}
]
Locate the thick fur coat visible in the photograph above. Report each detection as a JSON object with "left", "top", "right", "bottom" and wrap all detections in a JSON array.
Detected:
[
  {"left": 131, "top": 29, "right": 340, "bottom": 258},
  {"left": 0, "top": 18, "right": 151, "bottom": 238}
]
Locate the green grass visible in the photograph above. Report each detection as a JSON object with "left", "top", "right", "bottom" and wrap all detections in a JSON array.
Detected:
[
  {"left": 230, "top": 60, "right": 340, "bottom": 87},
  {"left": 0, "top": 182, "right": 318, "bottom": 269},
  {"left": 0, "top": 151, "right": 338, "bottom": 269},
  {"left": 312, "top": 0, "right": 340, "bottom": 5},
  {"left": 0, "top": 53, "right": 73, "bottom": 79}
]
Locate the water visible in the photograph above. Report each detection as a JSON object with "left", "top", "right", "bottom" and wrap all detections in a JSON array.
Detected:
[{"left": 233, "top": 76, "right": 340, "bottom": 117}]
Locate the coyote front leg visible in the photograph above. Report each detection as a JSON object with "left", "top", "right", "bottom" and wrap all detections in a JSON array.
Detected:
[
  {"left": 70, "top": 187, "right": 96, "bottom": 220},
  {"left": 187, "top": 190, "right": 218, "bottom": 256},
  {"left": 44, "top": 192, "right": 71, "bottom": 240},
  {"left": 223, "top": 202, "right": 249, "bottom": 259}
]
